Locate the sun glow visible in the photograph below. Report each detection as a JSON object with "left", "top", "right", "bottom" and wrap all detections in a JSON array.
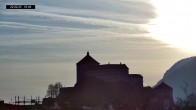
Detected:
[{"left": 148, "top": 0, "right": 196, "bottom": 52}]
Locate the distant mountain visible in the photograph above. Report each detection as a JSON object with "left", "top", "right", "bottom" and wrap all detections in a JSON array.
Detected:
[{"left": 157, "top": 56, "right": 196, "bottom": 101}]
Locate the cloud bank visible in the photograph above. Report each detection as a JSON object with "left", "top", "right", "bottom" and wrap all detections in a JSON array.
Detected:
[{"left": 0, "top": 0, "right": 157, "bottom": 63}]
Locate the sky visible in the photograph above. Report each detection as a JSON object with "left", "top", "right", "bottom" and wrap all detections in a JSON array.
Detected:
[{"left": 0, "top": 0, "right": 196, "bottom": 102}]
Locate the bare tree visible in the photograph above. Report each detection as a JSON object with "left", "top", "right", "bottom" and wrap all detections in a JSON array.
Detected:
[
  {"left": 46, "top": 82, "right": 62, "bottom": 98},
  {"left": 54, "top": 82, "right": 62, "bottom": 97},
  {"left": 176, "top": 81, "right": 196, "bottom": 110}
]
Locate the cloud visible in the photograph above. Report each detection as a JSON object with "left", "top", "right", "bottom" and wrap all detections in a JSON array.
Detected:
[
  {"left": 1, "top": 10, "right": 149, "bottom": 34},
  {"left": 1, "top": 0, "right": 156, "bottom": 35},
  {"left": 0, "top": 0, "right": 157, "bottom": 62},
  {"left": 0, "top": 21, "right": 86, "bottom": 35}
]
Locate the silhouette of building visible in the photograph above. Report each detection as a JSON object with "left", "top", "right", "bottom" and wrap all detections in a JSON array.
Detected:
[{"left": 56, "top": 52, "right": 175, "bottom": 110}]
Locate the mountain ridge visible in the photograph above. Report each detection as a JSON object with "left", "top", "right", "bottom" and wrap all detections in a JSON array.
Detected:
[{"left": 156, "top": 56, "right": 196, "bottom": 101}]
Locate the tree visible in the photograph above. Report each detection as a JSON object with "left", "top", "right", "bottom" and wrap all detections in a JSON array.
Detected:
[
  {"left": 176, "top": 81, "right": 196, "bottom": 110},
  {"left": 46, "top": 82, "right": 62, "bottom": 98}
]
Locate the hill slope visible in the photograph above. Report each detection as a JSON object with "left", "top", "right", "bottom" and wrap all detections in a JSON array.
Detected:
[{"left": 157, "top": 56, "right": 196, "bottom": 101}]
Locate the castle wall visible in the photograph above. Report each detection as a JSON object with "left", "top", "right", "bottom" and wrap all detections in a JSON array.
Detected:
[
  {"left": 85, "top": 66, "right": 129, "bottom": 82},
  {"left": 129, "top": 74, "right": 143, "bottom": 88}
]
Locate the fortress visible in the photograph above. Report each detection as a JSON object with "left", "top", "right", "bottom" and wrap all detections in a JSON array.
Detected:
[
  {"left": 55, "top": 52, "right": 175, "bottom": 110},
  {"left": 76, "top": 52, "right": 143, "bottom": 87}
]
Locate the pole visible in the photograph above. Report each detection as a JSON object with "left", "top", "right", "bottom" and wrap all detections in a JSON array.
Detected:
[
  {"left": 18, "top": 96, "right": 19, "bottom": 105},
  {"left": 38, "top": 96, "right": 40, "bottom": 104},
  {"left": 15, "top": 96, "right": 16, "bottom": 105},
  {"left": 24, "top": 96, "right": 25, "bottom": 105},
  {"left": 31, "top": 96, "right": 32, "bottom": 105}
]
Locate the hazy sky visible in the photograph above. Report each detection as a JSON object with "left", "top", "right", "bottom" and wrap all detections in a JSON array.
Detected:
[{"left": 0, "top": 0, "right": 196, "bottom": 102}]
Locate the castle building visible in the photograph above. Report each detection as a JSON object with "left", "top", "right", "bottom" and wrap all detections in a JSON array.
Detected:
[
  {"left": 76, "top": 52, "right": 143, "bottom": 88},
  {"left": 57, "top": 52, "right": 175, "bottom": 110}
]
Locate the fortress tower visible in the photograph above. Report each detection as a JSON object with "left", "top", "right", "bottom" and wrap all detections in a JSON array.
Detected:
[{"left": 76, "top": 52, "right": 100, "bottom": 82}]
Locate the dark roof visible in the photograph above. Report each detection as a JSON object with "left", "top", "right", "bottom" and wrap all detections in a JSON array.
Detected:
[
  {"left": 143, "top": 86, "right": 153, "bottom": 91},
  {"left": 154, "top": 82, "right": 172, "bottom": 90},
  {"left": 77, "top": 52, "right": 100, "bottom": 65},
  {"left": 129, "top": 74, "right": 143, "bottom": 78},
  {"left": 100, "top": 64, "right": 129, "bottom": 69}
]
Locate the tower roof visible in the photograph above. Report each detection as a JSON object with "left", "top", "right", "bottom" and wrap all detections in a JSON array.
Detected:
[{"left": 77, "top": 52, "right": 100, "bottom": 65}]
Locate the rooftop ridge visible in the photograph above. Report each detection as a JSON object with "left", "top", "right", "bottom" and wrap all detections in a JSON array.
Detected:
[{"left": 77, "top": 52, "right": 99, "bottom": 65}]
